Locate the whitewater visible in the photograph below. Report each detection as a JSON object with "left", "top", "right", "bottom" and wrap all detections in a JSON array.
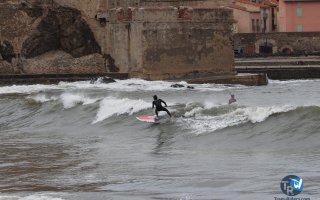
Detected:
[{"left": 0, "top": 79, "right": 319, "bottom": 200}]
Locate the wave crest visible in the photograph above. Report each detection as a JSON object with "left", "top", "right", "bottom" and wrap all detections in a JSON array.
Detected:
[
  {"left": 92, "top": 97, "right": 150, "bottom": 124},
  {"left": 178, "top": 104, "right": 298, "bottom": 134}
]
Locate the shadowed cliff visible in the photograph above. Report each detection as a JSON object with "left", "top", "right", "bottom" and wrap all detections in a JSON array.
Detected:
[
  {"left": 22, "top": 6, "right": 101, "bottom": 58},
  {"left": 0, "top": 0, "right": 104, "bottom": 74}
]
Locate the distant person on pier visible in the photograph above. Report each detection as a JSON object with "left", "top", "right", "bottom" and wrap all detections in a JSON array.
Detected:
[
  {"left": 229, "top": 94, "right": 237, "bottom": 105},
  {"left": 152, "top": 95, "right": 172, "bottom": 118}
]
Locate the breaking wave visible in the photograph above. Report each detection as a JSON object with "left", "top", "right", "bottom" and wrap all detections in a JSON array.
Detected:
[
  {"left": 92, "top": 97, "right": 150, "bottom": 124},
  {"left": 25, "top": 91, "right": 320, "bottom": 134},
  {"left": 60, "top": 93, "right": 99, "bottom": 109},
  {"left": 28, "top": 93, "right": 100, "bottom": 109},
  {"left": 27, "top": 94, "right": 59, "bottom": 103},
  {"left": 176, "top": 103, "right": 316, "bottom": 134}
]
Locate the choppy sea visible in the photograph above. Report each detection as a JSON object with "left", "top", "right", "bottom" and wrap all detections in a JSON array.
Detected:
[{"left": 0, "top": 79, "right": 319, "bottom": 200}]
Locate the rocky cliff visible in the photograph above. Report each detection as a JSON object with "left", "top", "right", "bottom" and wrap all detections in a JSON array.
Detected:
[
  {"left": 0, "top": 0, "right": 104, "bottom": 74},
  {"left": 0, "top": 0, "right": 235, "bottom": 79}
]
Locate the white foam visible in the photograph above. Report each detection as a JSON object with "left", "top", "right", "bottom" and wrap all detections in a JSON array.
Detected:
[
  {"left": 59, "top": 79, "right": 240, "bottom": 92},
  {"left": 184, "top": 107, "right": 205, "bottom": 117},
  {"left": 179, "top": 105, "right": 297, "bottom": 134},
  {"left": 183, "top": 101, "right": 219, "bottom": 117},
  {"left": 0, "top": 84, "right": 59, "bottom": 94},
  {"left": 269, "top": 79, "right": 320, "bottom": 85},
  {"left": 60, "top": 93, "right": 99, "bottom": 109},
  {"left": 241, "top": 105, "right": 295, "bottom": 123},
  {"left": 0, "top": 194, "right": 64, "bottom": 200},
  {"left": 58, "top": 79, "right": 185, "bottom": 92},
  {"left": 190, "top": 83, "right": 246, "bottom": 91},
  {"left": 0, "top": 78, "right": 242, "bottom": 95},
  {"left": 28, "top": 94, "right": 59, "bottom": 103},
  {"left": 93, "top": 97, "right": 150, "bottom": 123}
]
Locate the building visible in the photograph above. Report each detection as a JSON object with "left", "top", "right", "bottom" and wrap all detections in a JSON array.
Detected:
[
  {"left": 230, "top": 0, "right": 278, "bottom": 33},
  {"left": 0, "top": 0, "right": 236, "bottom": 79},
  {"left": 104, "top": 0, "right": 235, "bottom": 79},
  {"left": 278, "top": 0, "right": 320, "bottom": 32},
  {"left": 231, "top": 0, "right": 262, "bottom": 33},
  {"left": 103, "top": 0, "right": 233, "bottom": 9},
  {"left": 260, "top": 0, "right": 278, "bottom": 32}
]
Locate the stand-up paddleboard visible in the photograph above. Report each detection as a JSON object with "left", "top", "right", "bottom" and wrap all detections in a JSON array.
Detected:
[
  {"left": 137, "top": 115, "right": 171, "bottom": 123},
  {"left": 136, "top": 116, "right": 159, "bottom": 123}
]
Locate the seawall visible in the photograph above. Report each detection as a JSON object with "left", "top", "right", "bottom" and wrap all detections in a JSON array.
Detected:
[
  {"left": 237, "top": 66, "right": 320, "bottom": 80},
  {"left": 235, "top": 56, "right": 320, "bottom": 80}
]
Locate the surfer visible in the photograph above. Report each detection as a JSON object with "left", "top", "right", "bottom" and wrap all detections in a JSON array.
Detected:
[
  {"left": 229, "top": 94, "right": 237, "bottom": 104},
  {"left": 152, "top": 95, "right": 172, "bottom": 118}
]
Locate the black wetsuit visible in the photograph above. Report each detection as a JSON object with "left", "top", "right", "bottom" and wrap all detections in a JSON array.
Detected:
[{"left": 152, "top": 99, "right": 172, "bottom": 117}]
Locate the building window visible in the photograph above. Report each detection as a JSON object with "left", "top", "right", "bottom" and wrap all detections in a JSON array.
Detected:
[
  {"left": 297, "top": 7, "right": 302, "bottom": 16},
  {"left": 297, "top": 2, "right": 302, "bottom": 16},
  {"left": 297, "top": 24, "right": 303, "bottom": 32}
]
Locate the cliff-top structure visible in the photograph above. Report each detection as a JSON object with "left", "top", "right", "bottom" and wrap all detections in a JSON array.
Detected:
[{"left": 0, "top": 0, "right": 235, "bottom": 80}]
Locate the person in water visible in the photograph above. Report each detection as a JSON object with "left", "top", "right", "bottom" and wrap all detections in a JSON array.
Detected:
[
  {"left": 152, "top": 95, "right": 172, "bottom": 118},
  {"left": 229, "top": 94, "right": 237, "bottom": 104}
]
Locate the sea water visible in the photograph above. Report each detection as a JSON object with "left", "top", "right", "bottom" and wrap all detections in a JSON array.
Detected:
[{"left": 0, "top": 79, "right": 319, "bottom": 200}]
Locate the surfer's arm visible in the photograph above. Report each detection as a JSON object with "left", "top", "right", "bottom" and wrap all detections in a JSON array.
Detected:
[
  {"left": 152, "top": 101, "right": 155, "bottom": 108},
  {"left": 161, "top": 99, "right": 168, "bottom": 107}
]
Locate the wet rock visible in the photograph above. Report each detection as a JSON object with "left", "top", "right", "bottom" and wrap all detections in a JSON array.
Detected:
[
  {"left": 170, "top": 83, "right": 185, "bottom": 88},
  {"left": 101, "top": 77, "right": 116, "bottom": 83},
  {"left": 90, "top": 77, "right": 116, "bottom": 84},
  {"left": 170, "top": 83, "right": 194, "bottom": 89},
  {"left": 187, "top": 86, "right": 194, "bottom": 89},
  {"left": 90, "top": 77, "right": 98, "bottom": 84}
]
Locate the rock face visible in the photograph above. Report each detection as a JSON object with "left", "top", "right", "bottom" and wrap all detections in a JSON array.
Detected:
[
  {"left": 0, "top": 0, "right": 103, "bottom": 74},
  {"left": 0, "top": 0, "right": 235, "bottom": 80},
  {"left": 22, "top": 6, "right": 101, "bottom": 58},
  {"left": 23, "top": 51, "right": 105, "bottom": 74}
]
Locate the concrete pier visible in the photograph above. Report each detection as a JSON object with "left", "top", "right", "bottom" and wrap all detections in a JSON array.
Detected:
[{"left": 236, "top": 57, "right": 320, "bottom": 80}]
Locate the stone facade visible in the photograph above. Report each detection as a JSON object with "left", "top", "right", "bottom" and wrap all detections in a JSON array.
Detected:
[
  {"left": 108, "top": 0, "right": 233, "bottom": 8},
  {"left": 234, "top": 32, "right": 320, "bottom": 56},
  {"left": 106, "top": 4, "right": 235, "bottom": 79}
]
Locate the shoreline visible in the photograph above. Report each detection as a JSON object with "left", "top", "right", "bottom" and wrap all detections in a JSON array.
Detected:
[{"left": 0, "top": 73, "right": 268, "bottom": 86}]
